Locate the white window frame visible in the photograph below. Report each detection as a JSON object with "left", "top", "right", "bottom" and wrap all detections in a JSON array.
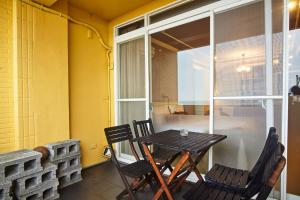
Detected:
[{"left": 113, "top": 0, "right": 290, "bottom": 199}]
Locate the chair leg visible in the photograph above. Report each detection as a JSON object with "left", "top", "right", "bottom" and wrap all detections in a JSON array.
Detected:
[
  {"left": 116, "top": 189, "right": 128, "bottom": 200},
  {"left": 117, "top": 170, "right": 137, "bottom": 200}
]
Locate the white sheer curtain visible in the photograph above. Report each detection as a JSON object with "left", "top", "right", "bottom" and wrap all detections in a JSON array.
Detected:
[
  {"left": 119, "top": 38, "right": 145, "bottom": 99},
  {"left": 118, "top": 38, "right": 146, "bottom": 156}
]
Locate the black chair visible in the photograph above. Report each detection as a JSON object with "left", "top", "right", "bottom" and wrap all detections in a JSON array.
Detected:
[
  {"left": 132, "top": 118, "right": 181, "bottom": 173},
  {"left": 104, "top": 124, "right": 155, "bottom": 200},
  {"left": 204, "top": 127, "right": 278, "bottom": 192},
  {"left": 183, "top": 142, "right": 286, "bottom": 200}
]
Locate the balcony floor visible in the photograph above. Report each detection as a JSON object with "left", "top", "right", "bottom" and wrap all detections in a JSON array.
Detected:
[{"left": 60, "top": 161, "right": 192, "bottom": 200}]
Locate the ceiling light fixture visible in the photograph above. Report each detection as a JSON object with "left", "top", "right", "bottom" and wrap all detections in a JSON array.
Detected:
[
  {"left": 289, "top": 1, "right": 297, "bottom": 10},
  {"left": 236, "top": 53, "right": 251, "bottom": 73}
]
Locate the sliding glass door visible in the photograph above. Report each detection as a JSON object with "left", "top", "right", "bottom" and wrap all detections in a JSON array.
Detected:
[
  {"left": 115, "top": 0, "right": 288, "bottom": 198},
  {"left": 150, "top": 16, "right": 211, "bottom": 174},
  {"left": 116, "top": 37, "right": 147, "bottom": 159},
  {"left": 212, "top": 0, "right": 284, "bottom": 198}
]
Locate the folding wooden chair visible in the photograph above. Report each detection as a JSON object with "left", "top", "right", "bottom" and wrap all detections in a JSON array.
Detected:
[
  {"left": 204, "top": 127, "right": 279, "bottom": 191},
  {"left": 133, "top": 118, "right": 181, "bottom": 173},
  {"left": 104, "top": 124, "right": 156, "bottom": 200},
  {"left": 183, "top": 142, "right": 286, "bottom": 200}
]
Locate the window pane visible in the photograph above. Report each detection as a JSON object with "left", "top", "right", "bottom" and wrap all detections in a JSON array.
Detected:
[
  {"left": 272, "top": 0, "right": 284, "bottom": 96},
  {"left": 150, "top": 17, "right": 210, "bottom": 173},
  {"left": 178, "top": 46, "right": 210, "bottom": 105},
  {"left": 118, "top": 38, "right": 145, "bottom": 98},
  {"left": 214, "top": 1, "right": 266, "bottom": 96},
  {"left": 118, "top": 19, "right": 144, "bottom": 35},
  {"left": 213, "top": 99, "right": 282, "bottom": 170},
  {"left": 119, "top": 101, "right": 146, "bottom": 156},
  {"left": 150, "top": 0, "right": 219, "bottom": 24}
]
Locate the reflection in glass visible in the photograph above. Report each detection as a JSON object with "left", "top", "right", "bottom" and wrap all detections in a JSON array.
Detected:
[
  {"left": 118, "top": 38, "right": 145, "bottom": 99},
  {"left": 214, "top": 1, "right": 283, "bottom": 97},
  {"left": 214, "top": 1, "right": 267, "bottom": 97},
  {"left": 213, "top": 99, "right": 282, "bottom": 170},
  {"left": 151, "top": 17, "right": 210, "bottom": 172},
  {"left": 178, "top": 47, "right": 210, "bottom": 105}
]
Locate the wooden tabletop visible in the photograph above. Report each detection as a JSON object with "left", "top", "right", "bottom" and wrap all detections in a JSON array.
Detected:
[{"left": 137, "top": 130, "right": 227, "bottom": 154}]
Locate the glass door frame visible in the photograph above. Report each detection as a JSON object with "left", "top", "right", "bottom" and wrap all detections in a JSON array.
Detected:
[
  {"left": 114, "top": 0, "right": 290, "bottom": 198},
  {"left": 114, "top": 27, "right": 150, "bottom": 163}
]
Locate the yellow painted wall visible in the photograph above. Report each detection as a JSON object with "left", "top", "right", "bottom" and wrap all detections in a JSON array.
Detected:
[
  {"left": 0, "top": 0, "right": 176, "bottom": 167},
  {"left": 15, "top": 1, "right": 69, "bottom": 148},
  {"left": 68, "top": 5, "right": 110, "bottom": 167},
  {"left": 66, "top": 0, "right": 176, "bottom": 167},
  {"left": 0, "top": 0, "right": 16, "bottom": 152}
]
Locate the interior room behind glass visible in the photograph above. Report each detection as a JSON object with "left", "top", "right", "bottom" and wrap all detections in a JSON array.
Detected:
[{"left": 151, "top": 18, "right": 210, "bottom": 134}]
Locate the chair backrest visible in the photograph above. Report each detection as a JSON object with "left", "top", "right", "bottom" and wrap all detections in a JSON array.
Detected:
[
  {"left": 104, "top": 124, "right": 133, "bottom": 145},
  {"left": 250, "top": 127, "right": 278, "bottom": 179},
  {"left": 132, "top": 118, "right": 155, "bottom": 138},
  {"left": 244, "top": 142, "right": 285, "bottom": 199},
  {"left": 132, "top": 119, "right": 155, "bottom": 160},
  {"left": 104, "top": 124, "right": 140, "bottom": 161},
  {"left": 256, "top": 144, "right": 286, "bottom": 200}
]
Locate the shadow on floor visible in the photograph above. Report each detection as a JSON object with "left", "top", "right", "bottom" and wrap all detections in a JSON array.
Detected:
[{"left": 60, "top": 161, "right": 192, "bottom": 200}]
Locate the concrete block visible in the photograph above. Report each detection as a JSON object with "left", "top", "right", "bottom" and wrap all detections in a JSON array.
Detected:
[
  {"left": 0, "top": 181, "right": 12, "bottom": 200},
  {"left": 58, "top": 167, "right": 82, "bottom": 189},
  {"left": 46, "top": 140, "right": 80, "bottom": 161},
  {"left": 16, "top": 179, "right": 59, "bottom": 200},
  {"left": 0, "top": 150, "right": 42, "bottom": 183},
  {"left": 53, "top": 154, "right": 81, "bottom": 175},
  {"left": 14, "top": 163, "right": 57, "bottom": 196}
]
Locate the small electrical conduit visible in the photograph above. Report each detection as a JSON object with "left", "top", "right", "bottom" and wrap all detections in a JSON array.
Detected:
[{"left": 19, "top": 0, "right": 114, "bottom": 127}]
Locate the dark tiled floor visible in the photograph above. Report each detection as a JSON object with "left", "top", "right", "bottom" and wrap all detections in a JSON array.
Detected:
[{"left": 60, "top": 161, "right": 192, "bottom": 200}]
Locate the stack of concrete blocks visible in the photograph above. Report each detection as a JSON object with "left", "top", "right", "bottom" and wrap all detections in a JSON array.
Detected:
[
  {"left": 13, "top": 163, "right": 59, "bottom": 200},
  {"left": 46, "top": 139, "right": 82, "bottom": 189},
  {"left": 0, "top": 181, "right": 11, "bottom": 200},
  {"left": 0, "top": 150, "right": 43, "bottom": 200}
]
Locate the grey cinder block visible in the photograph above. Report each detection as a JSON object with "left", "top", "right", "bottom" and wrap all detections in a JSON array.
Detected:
[
  {"left": 46, "top": 139, "right": 80, "bottom": 161},
  {"left": 14, "top": 163, "right": 57, "bottom": 196},
  {"left": 58, "top": 167, "right": 82, "bottom": 189},
  {"left": 53, "top": 154, "right": 81, "bottom": 175},
  {"left": 0, "top": 181, "right": 12, "bottom": 200},
  {"left": 16, "top": 179, "right": 59, "bottom": 200},
  {"left": 0, "top": 150, "right": 42, "bottom": 183}
]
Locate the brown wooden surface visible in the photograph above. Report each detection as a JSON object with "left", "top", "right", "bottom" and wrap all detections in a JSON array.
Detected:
[
  {"left": 104, "top": 124, "right": 155, "bottom": 200},
  {"left": 205, "top": 164, "right": 249, "bottom": 190},
  {"left": 287, "top": 96, "right": 300, "bottom": 195},
  {"left": 139, "top": 130, "right": 226, "bottom": 200},
  {"left": 137, "top": 130, "right": 227, "bottom": 154}
]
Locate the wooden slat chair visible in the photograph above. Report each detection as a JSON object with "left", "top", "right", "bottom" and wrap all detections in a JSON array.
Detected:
[
  {"left": 132, "top": 118, "right": 181, "bottom": 173},
  {"left": 104, "top": 124, "right": 155, "bottom": 200},
  {"left": 183, "top": 143, "right": 286, "bottom": 200},
  {"left": 205, "top": 127, "right": 278, "bottom": 191}
]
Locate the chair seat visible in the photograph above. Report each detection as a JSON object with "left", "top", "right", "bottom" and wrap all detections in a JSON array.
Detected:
[
  {"left": 121, "top": 160, "right": 153, "bottom": 178},
  {"left": 183, "top": 181, "right": 242, "bottom": 200},
  {"left": 152, "top": 147, "right": 180, "bottom": 163},
  {"left": 205, "top": 164, "right": 250, "bottom": 191}
]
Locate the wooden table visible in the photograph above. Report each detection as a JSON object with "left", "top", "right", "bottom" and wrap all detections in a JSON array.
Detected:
[{"left": 137, "top": 130, "right": 226, "bottom": 200}]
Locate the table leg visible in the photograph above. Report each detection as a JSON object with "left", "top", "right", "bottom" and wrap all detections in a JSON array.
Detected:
[
  {"left": 172, "top": 148, "right": 209, "bottom": 192},
  {"left": 142, "top": 143, "right": 174, "bottom": 200},
  {"left": 153, "top": 151, "right": 190, "bottom": 200}
]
